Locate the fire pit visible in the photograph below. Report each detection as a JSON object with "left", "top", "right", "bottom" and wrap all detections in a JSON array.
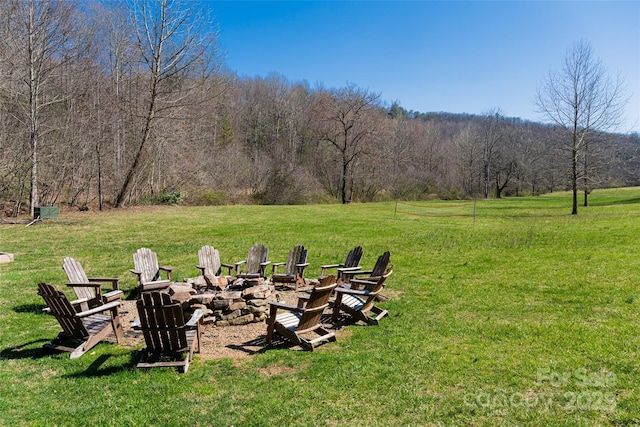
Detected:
[{"left": 169, "top": 276, "right": 277, "bottom": 326}]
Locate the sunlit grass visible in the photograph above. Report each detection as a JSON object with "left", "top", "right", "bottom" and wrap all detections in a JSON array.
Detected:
[{"left": 0, "top": 188, "right": 639, "bottom": 425}]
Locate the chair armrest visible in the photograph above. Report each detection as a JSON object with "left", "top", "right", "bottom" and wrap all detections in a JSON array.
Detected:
[
  {"left": 352, "top": 270, "right": 374, "bottom": 276},
  {"left": 86, "top": 277, "right": 120, "bottom": 289},
  {"left": 142, "top": 279, "right": 171, "bottom": 285},
  {"left": 260, "top": 261, "right": 271, "bottom": 267},
  {"left": 159, "top": 266, "right": 172, "bottom": 280},
  {"left": 321, "top": 263, "right": 342, "bottom": 269},
  {"left": 69, "top": 298, "right": 90, "bottom": 307},
  {"left": 349, "top": 278, "right": 377, "bottom": 287},
  {"left": 272, "top": 262, "right": 285, "bottom": 274},
  {"left": 335, "top": 286, "right": 371, "bottom": 296},
  {"left": 337, "top": 266, "right": 361, "bottom": 273},
  {"left": 66, "top": 282, "right": 101, "bottom": 288},
  {"left": 186, "top": 309, "right": 205, "bottom": 327},
  {"left": 220, "top": 263, "right": 234, "bottom": 275},
  {"left": 234, "top": 260, "right": 246, "bottom": 274},
  {"left": 296, "top": 262, "right": 310, "bottom": 268},
  {"left": 102, "top": 290, "right": 124, "bottom": 303},
  {"left": 76, "top": 300, "right": 121, "bottom": 318},
  {"left": 321, "top": 263, "right": 343, "bottom": 277},
  {"left": 268, "top": 301, "right": 304, "bottom": 313}
]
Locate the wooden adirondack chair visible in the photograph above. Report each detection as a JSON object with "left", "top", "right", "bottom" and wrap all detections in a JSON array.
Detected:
[
  {"left": 38, "top": 282, "right": 124, "bottom": 359},
  {"left": 135, "top": 292, "right": 204, "bottom": 373},
  {"left": 62, "top": 257, "right": 123, "bottom": 311},
  {"left": 233, "top": 243, "right": 269, "bottom": 279},
  {"left": 130, "top": 248, "right": 172, "bottom": 294},
  {"left": 271, "top": 245, "right": 309, "bottom": 291},
  {"left": 196, "top": 245, "right": 234, "bottom": 288},
  {"left": 340, "top": 251, "right": 390, "bottom": 283},
  {"left": 320, "top": 245, "right": 363, "bottom": 281},
  {"left": 266, "top": 275, "right": 337, "bottom": 351},
  {"left": 332, "top": 268, "right": 392, "bottom": 325}
]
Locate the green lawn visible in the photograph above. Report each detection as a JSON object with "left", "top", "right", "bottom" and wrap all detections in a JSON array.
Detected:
[{"left": 1, "top": 188, "right": 639, "bottom": 426}]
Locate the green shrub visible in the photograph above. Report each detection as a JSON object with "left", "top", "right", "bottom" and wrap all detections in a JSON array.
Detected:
[{"left": 157, "top": 190, "right": 182, "bottom": 205}]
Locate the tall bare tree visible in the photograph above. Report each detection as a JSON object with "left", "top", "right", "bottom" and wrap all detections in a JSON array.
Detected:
[
  {"left": 114, "top": 0, "right": 219, "bottom": 207},
  {"left": 536, "top": 39, "right": 627, "bottom": 214},
  {"left": 316, "top": 84, "right": 380, "bottom": 204},
  {"left": 1, "top": 0, "right": 78, "bottom": 215}
]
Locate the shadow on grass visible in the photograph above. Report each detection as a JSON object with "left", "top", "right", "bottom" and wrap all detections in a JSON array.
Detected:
[
  {"left": 13, "top": 303, "right": 48, "bottom": 314},
  {"left": 249, "top": 314, "right": 360, "bottom": 353},
  {"left": 227, "top": 334, "right": 274, "bottom": 355},
  {"left": 589, "top": 197, "right": 640, "bottom": 207},
  {"left": 1, "top": 339, "right": 53, "bottom": 360},
  {"left": 63, "top": 351, "right": 138, "bottom": 378}
]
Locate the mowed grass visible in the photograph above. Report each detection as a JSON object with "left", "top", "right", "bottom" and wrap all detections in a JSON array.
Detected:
[{"left": 0, "top": 188, "right": 639, "bottom": 426}]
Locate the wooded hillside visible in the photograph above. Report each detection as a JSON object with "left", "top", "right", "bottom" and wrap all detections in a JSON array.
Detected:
[{"left": 1, "top": 0, "right": 638, "bottom": 216}]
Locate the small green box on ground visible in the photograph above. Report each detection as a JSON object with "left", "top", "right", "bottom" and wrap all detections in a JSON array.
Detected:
[{"left": 34, "top": 206, "right": 59, "bottom": 219}]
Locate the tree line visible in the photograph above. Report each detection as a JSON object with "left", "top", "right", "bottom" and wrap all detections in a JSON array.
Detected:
[{"left": 1, "top": 0, "right": 638, "bottom": 217}]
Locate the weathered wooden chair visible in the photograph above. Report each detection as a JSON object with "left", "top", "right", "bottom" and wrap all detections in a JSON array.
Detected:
[
  {"left": 135, "top": 292, "right": 204, "bottom": 373},
  {"left": 130, "top": 248, "right": 172, "bottom": 295},
  {"left": 196, "top": 245, "right": 234, "bottom": 288},
  {"left": 340, "top": 251, "right": 391, "bottom": 302},
  {"left": 62, "top": 257, "right": 123, "bottom": 311},
  {"left": 332, "top": 268, "right": 392, "bottom": 326},
  {"left": 271, "top": 245, "right": 309, "bottom": 291},
  {"left": 266, "top": 275, "right": 337, "bottom": 351},
  {"left": 320, "top": 245, "right": 363, "bottom": 282},
  {"left": 38, "top": 282, "right": 124, "bottom": 359},
  {"left": 233, "top": 243, "right": 269, "bottom": 279}
]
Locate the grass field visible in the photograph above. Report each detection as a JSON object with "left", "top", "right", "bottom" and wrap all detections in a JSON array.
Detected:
[{"left": 1, "top": 188, "right": 639, "bottom": 426}]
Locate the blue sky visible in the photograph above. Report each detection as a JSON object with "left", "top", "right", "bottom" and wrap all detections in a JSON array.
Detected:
[{"left": 204, "top": 1, "right": 639, "bottom": 133}]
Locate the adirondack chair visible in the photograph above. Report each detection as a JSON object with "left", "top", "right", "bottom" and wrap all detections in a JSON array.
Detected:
[
  {"left": 196, "top": 245, "right": 234, "bottom": 288},
  {"left": 266, "top": 275, "right": 338, "bottom": 351},
  {"left": 233, "top": 243, "right": 269, "bottom": 279},
  {"left": 271, "top": 245, "right": 309, "bottom": 291},
  {"left": 320, "top": 245, "right": 363, "bottom": 282},
  {"left": 62, "top": 257, "right": 123, "bottom": 311},
  {"left": 38, "top": 282, "right": 124, "bottom": 359},
  {"left": 130, "top": 248, "right": 172, "bottom": 294},
  {"left": 332, "top": 268, "right": 393, "bottom": 325},
  {"left": 135, "top": 292, "right": 204, "bottom": 373},
  {"left": 340, "top": 251, "right": 391, "bottom": 285}
]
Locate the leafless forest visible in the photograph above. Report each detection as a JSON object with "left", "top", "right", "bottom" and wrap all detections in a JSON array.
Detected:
[{"left": 1, "top": 0, "right": 638, "bottom": 216}]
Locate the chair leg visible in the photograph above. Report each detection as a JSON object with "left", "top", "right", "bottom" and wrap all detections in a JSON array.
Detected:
[
  {"left": 111, "top": 310, "right": 124, "bottom": 343},
  {"left": 266, "top": 308, "right": 276, "bottom": 344}
]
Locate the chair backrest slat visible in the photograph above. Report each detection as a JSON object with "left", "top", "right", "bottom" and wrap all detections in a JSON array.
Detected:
[
  {"left": 344, "top": 246, "right": 363, "bottom": 268},
  {"left": 371, "top": 251, "right": 391, "bottom": 278},
  {"left": 245, "top": 243, "right": 268, "bottom": 274},
  {"left": 284, "top": 245, "right": 305, "bottom": 275},
  {"left": 297, "top": 275, "right": 337, "bottom": 332},
  {"left": 134, "top": 248, "right": 160, "bottom": 283},
  {"left": 62, "top": 257, "right": 95, "bottom": 301},
  {"left": 38, "top": 283, "right": 89, "bottom": 339},
  {"left": 198, "top": 245, "right": 221, "bottom": 276},
  {"left": 137, "top": 292, "right": 188, "bottom": 352}
]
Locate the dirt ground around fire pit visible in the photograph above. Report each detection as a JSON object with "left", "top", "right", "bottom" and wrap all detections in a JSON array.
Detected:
[{"left": 118, "top": 284, "right": 353, "bottom": 361}]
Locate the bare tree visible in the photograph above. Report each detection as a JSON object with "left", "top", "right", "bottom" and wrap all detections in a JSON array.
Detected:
[
  {"left": 114, "top": 0, "right": 219, "bottom": 207},
  {"left": 536, "top": 39, "right": 627, "bottom": 214},
  {"left": 1, "top": 0, "right": 79, "bottom": 215},
  {"left": 315, "top": 84, "right": 380, "bottom": 204},
  {"left": 477, "top": 109, "right": 505, "bottom": 199}
]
